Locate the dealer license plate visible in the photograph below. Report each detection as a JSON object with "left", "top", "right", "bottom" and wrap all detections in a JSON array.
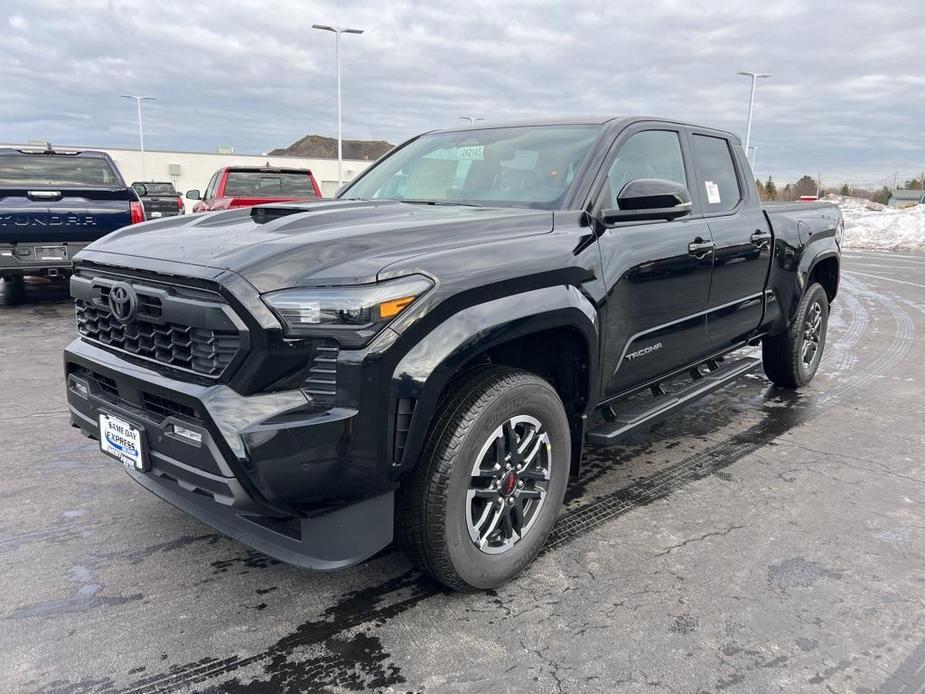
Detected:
[
  {"left": 35, "top": 246, "right": 67, "bottom": 261},
  {"left": 99, "top": 413, "right": 146, "bottom": 470}
]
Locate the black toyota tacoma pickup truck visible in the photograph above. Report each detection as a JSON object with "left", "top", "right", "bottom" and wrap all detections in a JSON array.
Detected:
[
  {"left": 0, "top": 146, "right": 144, "bottom": 281},
  {"left": 64, "top": 117, "right": 842, "bottom": 590}
]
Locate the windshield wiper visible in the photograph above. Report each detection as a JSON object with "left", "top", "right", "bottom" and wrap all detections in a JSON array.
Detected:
[{"left": 399, "top": 198, "right": 485, "bottom": 208}]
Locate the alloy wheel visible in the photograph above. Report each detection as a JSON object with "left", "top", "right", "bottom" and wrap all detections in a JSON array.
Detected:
[
  {"left": 801, "top": 301, "right": 823, "bottom": 367},
  {"left": 465, "top": 415, "right": 551, "bottom": 554}
]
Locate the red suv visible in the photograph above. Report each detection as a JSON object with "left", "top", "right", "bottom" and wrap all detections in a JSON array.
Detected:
[{"left": 186, "top": 166, "right": 322, "bottom": 212}]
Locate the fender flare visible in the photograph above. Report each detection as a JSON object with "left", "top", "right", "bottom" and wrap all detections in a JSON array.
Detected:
[
  {"left": 788, "top": 241, "right": 840, "bottom": 327},
  {"left": 801, "top": 245, "right": 840, "bottom": 298},
  {"left": 389, "top": 284, "right": 599, "bottom": 475},
  {"left": 768, "top": 238, "right": 840, "bottom": 335}
]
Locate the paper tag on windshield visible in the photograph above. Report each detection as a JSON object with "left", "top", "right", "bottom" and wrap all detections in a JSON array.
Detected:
[
  {"left": 457, "top": 145, "right": 484, "bottom": 160},
  {"left": 705, "top": 181, "right": 721, "bottom": 204}
]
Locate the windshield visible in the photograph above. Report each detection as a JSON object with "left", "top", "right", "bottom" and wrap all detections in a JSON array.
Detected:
[
  {"left": 0, "top": 154, "right": 120, "bottom": 187},
  {"left": 135, "top": 182, "right": 176, "bottom": 195},
  {"left": 342, "top": 125, "right": 601, "bottom": 209},
  {"left": 224, "top": 171, "right": 317, "bottom": 197}
]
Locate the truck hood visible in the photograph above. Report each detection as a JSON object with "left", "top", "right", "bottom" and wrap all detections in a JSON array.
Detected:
[{"left": 82, "top": 199, "right": 553, "bottom": 292}]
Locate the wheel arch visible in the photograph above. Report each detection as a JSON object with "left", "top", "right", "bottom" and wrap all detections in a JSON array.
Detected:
[
  {"left": 766, "top": 239, "right": 840, "bottom": 336},
  {"left": 806, "top": 253, "right": 839, "bottom": 302},
  {"left": 389, "top": 285, "right": 599, "bottom": 479}
]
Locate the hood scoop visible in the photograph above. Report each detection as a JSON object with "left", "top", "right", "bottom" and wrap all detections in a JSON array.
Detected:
[
  {"left": 251, "top": 206, "right": 306, "bottom": 225},
  {"left": 250, "top": 199, "right": 402, "bottom": 225}
]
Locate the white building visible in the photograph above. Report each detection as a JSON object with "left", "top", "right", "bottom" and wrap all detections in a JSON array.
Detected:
[
  {"left": 888, "top": 189, "right": 925, "bottom": 208},
  {"left": 1, "top": 143, "right": 375, "bottom": 212}
]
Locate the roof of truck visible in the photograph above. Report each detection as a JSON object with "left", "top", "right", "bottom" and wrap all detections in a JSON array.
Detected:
[
  {"left": 221, "top": 166, "right": 313, "bottom": 173},
  {"left": 433, "top": 116, "right": 741, "bottom": 143},
  {"left": 0, "top": 146, "right": 114, "bottom": 158}
]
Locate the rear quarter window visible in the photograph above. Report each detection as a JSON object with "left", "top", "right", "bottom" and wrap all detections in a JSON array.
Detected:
[{"left": 691, "top": 135, "right": 742, "bottom": 213}]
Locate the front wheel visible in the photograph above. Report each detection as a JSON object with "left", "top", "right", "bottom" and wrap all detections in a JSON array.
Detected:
[
  {"left": 396, "top": 366, "right": 570, "bottom": 591},
  {"left": 762, "top": 282, "right": 830, "bottom": 388}
]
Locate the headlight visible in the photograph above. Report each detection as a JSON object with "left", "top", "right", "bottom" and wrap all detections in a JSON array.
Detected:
[{"left": 262, "top": 275, "right": 433, "bottom": 346}]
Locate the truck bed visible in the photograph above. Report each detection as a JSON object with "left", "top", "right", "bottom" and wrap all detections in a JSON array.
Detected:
[{"left": 763, "top": 200, "right": 838, "bottom": 213}]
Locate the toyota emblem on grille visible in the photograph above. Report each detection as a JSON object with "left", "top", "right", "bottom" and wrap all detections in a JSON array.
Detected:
[{"left": 108, "top": 282, "right": 138, "bottom": 323}]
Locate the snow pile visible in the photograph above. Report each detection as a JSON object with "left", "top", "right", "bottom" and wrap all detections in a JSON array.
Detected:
[{"left": 830, "top": 196, "right": 925, "bottom": 252}]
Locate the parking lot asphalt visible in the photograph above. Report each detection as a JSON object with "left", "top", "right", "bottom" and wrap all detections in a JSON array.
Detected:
[{"left": 1, "top": 250, "right": 923, "bottom": 694}]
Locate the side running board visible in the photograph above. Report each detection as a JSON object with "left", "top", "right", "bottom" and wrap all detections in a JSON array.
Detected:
[{"left": 586, "top": 356, "right": 760, "bottom": 446}]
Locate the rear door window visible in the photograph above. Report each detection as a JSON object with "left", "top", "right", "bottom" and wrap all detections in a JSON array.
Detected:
[{"left": 691, "top": 135, "right": 741, "bottom": 213}]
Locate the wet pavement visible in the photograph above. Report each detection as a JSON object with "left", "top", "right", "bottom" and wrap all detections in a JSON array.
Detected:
[{"left": 0, "top": 252, "right": 923, "bottom": 693}]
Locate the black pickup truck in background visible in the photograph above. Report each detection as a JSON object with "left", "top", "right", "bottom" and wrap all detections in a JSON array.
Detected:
[
  {"left": 64, "top": 117, "right": 842, "bottom": 590},
  {"left": 131, "top": 181, "right": 185, "bottom": 220},
  {"left": 0, "top": 146, "right": 144, "bottom": 281}
]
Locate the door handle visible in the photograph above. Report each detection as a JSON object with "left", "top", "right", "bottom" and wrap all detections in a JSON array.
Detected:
[
  {"left": 688, "top": 239, "right": 715, "bottom": 257},
  {"left": 750, "top": 230, "right": 773, "bottom": 247}
]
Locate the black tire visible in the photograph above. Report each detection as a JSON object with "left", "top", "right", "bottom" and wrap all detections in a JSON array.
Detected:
[
  {"left": 762, "top": 282, "right": 829, "bottom": 388},
  {"left": 396, "top": 366, "right": 570, "bottom": 591}
]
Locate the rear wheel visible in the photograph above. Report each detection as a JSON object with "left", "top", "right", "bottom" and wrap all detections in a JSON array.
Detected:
[
  {"left": 397, "top": 366, "right": 570, "bottom": 591},
  {"left": 762, "top": 282, "right": 829, "bottom": 388}
]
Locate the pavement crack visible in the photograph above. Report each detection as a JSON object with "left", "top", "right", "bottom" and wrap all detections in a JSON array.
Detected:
[
  {"left": 0, "top": 409, "right": 69, "bottom": 422},
  {"left": 519, "top": 640, "right": 570, "bottom": 694},
  {"left": 780, "top": 439, "right": 925, "bottom": 486},
  {"left": 654, "top": 524, "right": 746, "bottom": 557}
]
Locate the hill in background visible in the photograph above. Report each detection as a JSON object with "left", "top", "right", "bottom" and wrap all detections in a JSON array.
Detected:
[{"left": 270, "top": 135, "right": 393, "bottom": 161}]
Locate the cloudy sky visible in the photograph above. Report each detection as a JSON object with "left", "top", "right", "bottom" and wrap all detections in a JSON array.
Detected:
[{"left": 2, "top": 0, "right": 923, "bottom": 187}]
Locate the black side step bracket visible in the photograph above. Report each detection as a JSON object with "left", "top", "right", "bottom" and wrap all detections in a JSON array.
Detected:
[{"left": 586, "top": 356, "right": 760, "bottom": 446}]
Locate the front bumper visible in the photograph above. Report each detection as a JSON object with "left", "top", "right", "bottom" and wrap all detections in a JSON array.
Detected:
[
  {"left": 0, "top": 242, "right": 87, "bottom": 276},
  {"left": 65, "top": 338, "right": 395, "bottom": 570}
]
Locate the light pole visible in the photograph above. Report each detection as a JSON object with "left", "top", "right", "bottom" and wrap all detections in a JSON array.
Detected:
[
  {"left": 459, "top": 115, "right": 484, "bottom": 125},
  {"left": 736, "top": 71, "right": 769, "bottom": 156},
  {"left": 121, "top": 95, "right": 156, "bottom": 180},
  {"left": 313, "top": 24, "right": 364, "bottom": 188},
  {"left": 747, "top": 145, "right": 759, "bottom": 173}
]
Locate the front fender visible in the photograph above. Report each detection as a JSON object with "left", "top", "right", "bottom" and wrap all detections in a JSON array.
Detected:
[{"left": 389, "top": 284, "right": 598, "bottom": 475}]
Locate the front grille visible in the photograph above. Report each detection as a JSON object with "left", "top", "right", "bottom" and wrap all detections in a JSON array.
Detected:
[
  {"left": 95, "top": 372, "right": 120, "bottom": 399},
  {"left": 142, "top": 392, "right": 198, "bottom": 420},
  {"left": 73, "top": 269, "right": 246, "bottom": 380},
  {"left": 70, "top": 364, "right": 199, "bottom": 423},
  {"left": 138, "top": 294, "right": 163, "bottom": 319},
  {"left": 75, "top": 301, "right": 239, "bottom": 376}
]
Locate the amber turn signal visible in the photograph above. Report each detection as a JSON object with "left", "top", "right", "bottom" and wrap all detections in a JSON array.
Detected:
[{"left": 379, "top": 295, "right": 417, "bottom": 319}]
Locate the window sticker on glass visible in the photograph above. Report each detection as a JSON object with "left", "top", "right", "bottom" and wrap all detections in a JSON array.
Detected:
[
  {"left": 456, "top": 145, "right": 484, "bottom": 160},
  {"left": 705, "top": 180, "right": 722, "bottom": 204}
]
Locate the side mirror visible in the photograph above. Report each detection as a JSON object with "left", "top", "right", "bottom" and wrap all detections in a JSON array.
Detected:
[
  {"left": 185, "top": 189, "right": 201, "bottom": 200},
  {"left": 600, "top": 178, "right": 692, "bottom": 224},
  {"left": 132, "top": 183, "right": 147, "bottom": 197}
]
